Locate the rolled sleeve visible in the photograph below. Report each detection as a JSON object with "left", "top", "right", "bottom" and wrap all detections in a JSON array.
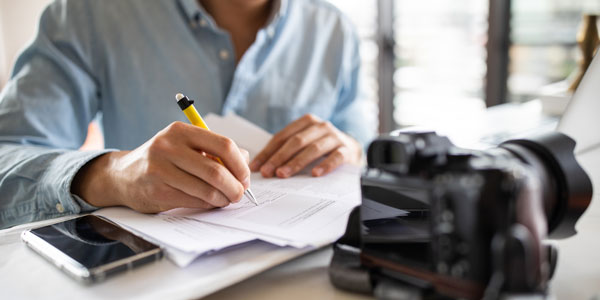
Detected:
[
  {"left": 0, "top": 1, "right": 104, "bottom": 229},
  {"left": 0, "top": 146, "right": 113, "bottom": 228}
]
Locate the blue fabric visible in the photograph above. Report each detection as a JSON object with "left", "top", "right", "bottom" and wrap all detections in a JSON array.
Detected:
[{"left": 0, "top": 0, "right": 376, "bottom": 228}]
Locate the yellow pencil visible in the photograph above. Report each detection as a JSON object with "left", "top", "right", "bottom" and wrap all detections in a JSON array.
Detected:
[{"left": 175, "top": 93, "right": 258, "bottom": 206}]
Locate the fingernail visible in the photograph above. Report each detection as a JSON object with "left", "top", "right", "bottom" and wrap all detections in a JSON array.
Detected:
[
  {"left": 313, "top": 167, "right": 324, "bottom": 177},
  {"left": 277, "top": 166, "right": 291, "bottom": 178},
  {"left": 261, "top": 164, "right": 274, "bottom": 176},
  {"left": 249, "top": 160, "right": 261, "bottom": 171},
  {"left": 242, "top": 176, "right": 251, "bottom": 189}
]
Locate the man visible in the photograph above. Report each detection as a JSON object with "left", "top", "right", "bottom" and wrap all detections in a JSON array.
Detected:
[{"left": 0, "top": 0, "right": 376, "bottom": 229}]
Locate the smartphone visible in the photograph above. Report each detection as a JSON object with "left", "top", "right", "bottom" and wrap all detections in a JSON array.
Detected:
[{"left": 21, "top": 214, "right": 162, "bottom": 284}]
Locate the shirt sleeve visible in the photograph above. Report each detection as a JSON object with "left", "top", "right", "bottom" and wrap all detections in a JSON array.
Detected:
[
  {"left": 0, "top": 1, "right": 110, "bottom": 229},
  {"left": 329, "top": 26, "right": 378, "bottom": 148}
]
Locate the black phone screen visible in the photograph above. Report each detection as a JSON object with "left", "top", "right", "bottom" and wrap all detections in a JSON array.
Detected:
[{"left": 29, "top": 215, "right": 159, "bottom": 270}]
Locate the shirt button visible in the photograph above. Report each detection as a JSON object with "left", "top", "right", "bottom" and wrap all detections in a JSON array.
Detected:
[
  {"left": 267, "top": 28, "right": 275, "bottom": 38},
  {"left": 56, "top": 203, "right": 65, "bottom": 213},
  {"left": 219, "top": 49, "right": 230, "bottom": 60},
  {"left": 199, "top": 19, "right": 207, "bottom": 27}
]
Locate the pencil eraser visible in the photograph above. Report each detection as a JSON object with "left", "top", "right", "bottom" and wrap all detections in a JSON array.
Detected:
[{"left": 175, "top": 93, "right": 185, "bottom": 101}]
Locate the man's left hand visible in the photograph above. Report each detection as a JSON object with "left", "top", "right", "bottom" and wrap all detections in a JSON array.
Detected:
[{"left": 249, "top": 114, "right": 362, "bottom": 178}]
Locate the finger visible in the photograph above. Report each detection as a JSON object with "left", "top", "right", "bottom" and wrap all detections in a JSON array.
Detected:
[
  {"left": 165, "top": 122, "right": 251, "bottom": 188},
  {"left": 312, "top": 147, "right": 350, "bottom": 177},
  {"left": 169, "top": 148, "right": 245, "bottom": 203},
  {"left": 260, "top": 122, "right": 332, "bottom": 177},
  {"left": 160, "top": 162, "right": 232, "bottom": 207},
  {"left": 153, "top": 183, "right": 218, "bottom": 211},
  {"left": 275, "top": 134, "right": 342, "bottom": 178},
  {"left": 250, "top": 114, "right": 321, "bottom": 171},
  {"left": 239, "top": 148, "right": 250, "bottom": 165}
]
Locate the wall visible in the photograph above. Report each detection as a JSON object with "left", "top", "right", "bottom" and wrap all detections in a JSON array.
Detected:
[
  {"left": 0, "top": 0, "right": 103, "bottom": 149},
  {"left": 0, "top": 0, "right": 52, "bottom": 87}
]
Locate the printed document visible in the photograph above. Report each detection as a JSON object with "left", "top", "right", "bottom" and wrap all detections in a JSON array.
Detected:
[
  {"left": 167, "top": 164, "right": 361, "bottom": 246},
  {"left": 95, "top": 113, "right": 362, "bottom": 266}
]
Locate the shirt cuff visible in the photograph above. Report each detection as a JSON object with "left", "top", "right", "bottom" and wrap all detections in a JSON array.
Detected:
[
  {"left": 45, "top": 149, "right": 115, "bottom": 216},
  {"left": 71, "top": 193, "right": 99, "bottom": 212}
]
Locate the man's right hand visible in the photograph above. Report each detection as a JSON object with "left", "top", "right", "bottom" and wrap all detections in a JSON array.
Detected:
[{"left": 72, "top": 121, "right": 251, "bottom": 213}]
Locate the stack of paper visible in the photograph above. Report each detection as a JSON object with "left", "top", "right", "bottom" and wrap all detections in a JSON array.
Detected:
[{"left": 95, "top": 114, "right": 361, "bottom": 267}]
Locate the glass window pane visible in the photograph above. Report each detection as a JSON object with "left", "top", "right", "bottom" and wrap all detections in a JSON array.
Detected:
[
  {"left": 324, "top": 0, "right": 379, "bottom": 110},
  {"left": 509, "top": 0, "right": 586, "bottom": 102},
  {"left": 393, "top": 0, "right": 489, "bottom": 128}
]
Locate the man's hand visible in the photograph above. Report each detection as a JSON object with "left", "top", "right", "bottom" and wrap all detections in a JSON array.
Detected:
[
  {"left": 249, "top": 114, "right": 362, "bottom": 178},
  {"left": 72, "top": 122, "right": 250, "bottom": 213}
]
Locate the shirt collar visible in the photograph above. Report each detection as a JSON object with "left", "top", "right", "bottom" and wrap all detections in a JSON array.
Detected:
[
  {"left": 179, "top": 0, "right": 200, "bottom": 22},
  {"left": 178, "top": 0, "right": 287, "bottom": 35},
  {"left": 264, "top": 0, "right": 287, "bottom": 39}
]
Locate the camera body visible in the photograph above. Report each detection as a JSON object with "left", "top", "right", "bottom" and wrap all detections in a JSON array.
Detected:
[{"left": 330, "top": 131, "right": 592, "bottom": 299}]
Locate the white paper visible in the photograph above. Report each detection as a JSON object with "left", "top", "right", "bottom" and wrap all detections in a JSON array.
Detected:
[
  {"left": 204, "top": 113, "right": 272, "bottom": 160},
  {"left": 102, "top": 216, "right": 205, "bottom": 267},
  {"left": 167, "top": 165, "right": 361, "bottom": 246},
  {"left": 94, "top": 207, "right": 258, "bottom": 266},
  {"left": 97, "top": 114, "right": 362, "bottom": 267}
]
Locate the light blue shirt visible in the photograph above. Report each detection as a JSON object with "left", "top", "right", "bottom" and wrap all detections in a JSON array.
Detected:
[{"left": 0, "top": 0, "right": 376, "bottom": 229}]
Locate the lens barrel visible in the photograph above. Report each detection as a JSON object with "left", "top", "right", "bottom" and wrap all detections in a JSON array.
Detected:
[{"left": 500, "top": 132, "right": 593, "bottom": 239}]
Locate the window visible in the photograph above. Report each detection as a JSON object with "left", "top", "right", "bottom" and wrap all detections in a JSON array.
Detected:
[
  {"left": 393, "top": 0, "right": 489, "bottom": 128},
  {"left": 509, "top": 1, "right": 585, "bottom": 102},
  {"left": 324, "top": 0, "right": 379, "bottom": 119}
]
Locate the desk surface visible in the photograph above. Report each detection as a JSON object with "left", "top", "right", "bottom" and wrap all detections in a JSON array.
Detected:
[
  {"left": 207, "top": 149, "right": 600, "bottom": 300},
  {"left": 3, "top": 148, "right": 597, "bottom": 300},
  {"left": 2, "top": 103, "right": 600, "bottom": 299}
]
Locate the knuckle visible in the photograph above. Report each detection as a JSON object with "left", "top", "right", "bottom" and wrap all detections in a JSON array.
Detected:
[
  {"left": 220, "top": 137, "right": 237, "bottom": 154},
  {"left": 206, "top": 163, "right": 225, "bottom": 182},
  {"left": 290, "top": 163, "right": 303, "bottom": 173},
  {"left": 289, "top": 135, "right": 306, "bottom": 147},
  {"left": 318, "top": 121, "right": 330, "bottom": 129},
  {"left": 205, "top": 189, "right": 220, "bottom": 203},
  {"left": 307, "top": 142, "right": 322, "bottom": 153},
  {"left": 165, "top": 121, "right": 185, "bottom": 134},
  {"left": 147, "top": 138, "right": 171, "bottom": 157},
  {"left": 333, "top": 148, "right": 345, "bottom": 158},
  {"left": 303, "top": 113, "right": 320, "bottom": 123},
  {"left": 332, "top": 149, "right": 347, "bottom": 162}
]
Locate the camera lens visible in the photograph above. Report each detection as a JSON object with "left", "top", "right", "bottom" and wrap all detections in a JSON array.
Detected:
[{"left": 500, "top": 132, "right": 593, "bottom": 238}]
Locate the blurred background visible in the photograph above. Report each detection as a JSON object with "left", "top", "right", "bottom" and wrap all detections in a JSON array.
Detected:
[
  {"left": 1, "top": 0, "right": 599, "bottom": 142},
  {"left": 326, "top": 0, "right": 599, "bottom": 133}
]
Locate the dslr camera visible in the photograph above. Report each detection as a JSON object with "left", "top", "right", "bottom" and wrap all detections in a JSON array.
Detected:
[{"left": 329, "top": 131, "right": 592, "bottom": 299}]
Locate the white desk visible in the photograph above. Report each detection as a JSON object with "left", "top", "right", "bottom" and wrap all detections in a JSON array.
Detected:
[
  {"left": 203, "top": 146, "right": 600, "bottom": 300},
  {"left": 2, "top": 102, "right": 599, "bottom": 299},
  {"left": 0, "top": 224, "right": 321, "bottom": 299}
]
